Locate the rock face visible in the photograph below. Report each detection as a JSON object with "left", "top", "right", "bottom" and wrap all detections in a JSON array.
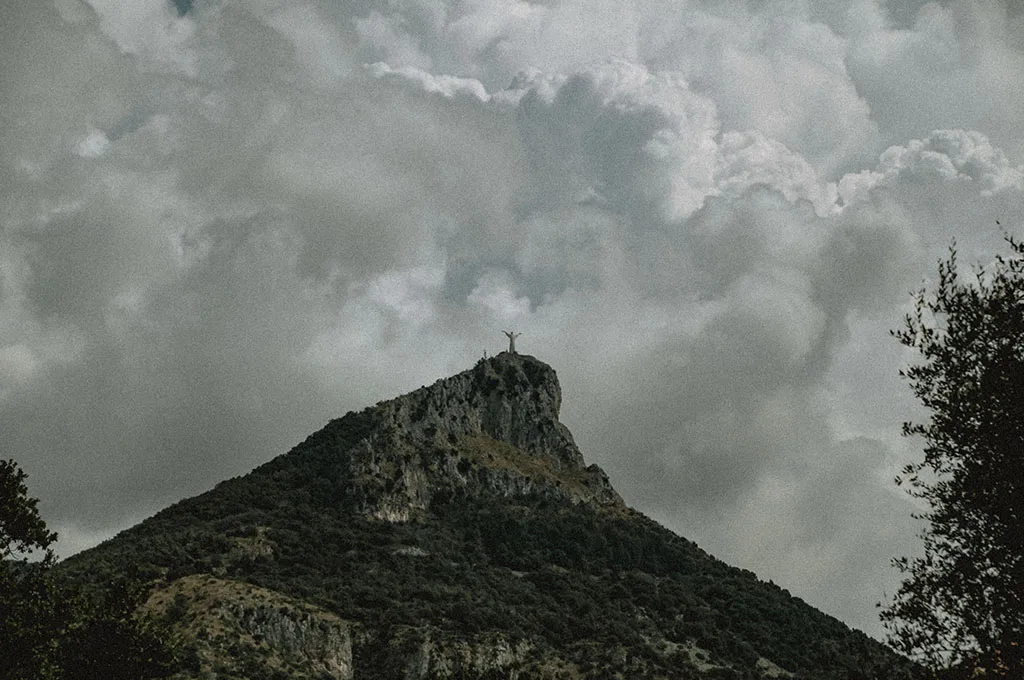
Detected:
[
  {"left": 365, "top": 627, "right": 534, "bottom": 680},
  {"left": 280, "top": 352, "right": 623, "bottom": 521},
  {"left": 375, "top": 352, "right": 581, "bottom": 469},
  {"left": 144, "top": 575, "right": 353, "bottom": 680}
]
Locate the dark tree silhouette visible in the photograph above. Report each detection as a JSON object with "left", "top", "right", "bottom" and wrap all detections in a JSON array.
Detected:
[
  {"left": 0, "top": 459, "right": 175, "bottom": 679},
  {"left": 1, "top": 459, "right": 64, "bottom": 679},
  {"left": 882, "top": 239, "right": 1024, "bottom": 676},
  {"left": 0, "top": 459, "right": 57, "bottom": 560}
]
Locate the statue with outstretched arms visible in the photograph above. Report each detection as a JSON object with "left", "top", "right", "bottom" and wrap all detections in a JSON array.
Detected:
[{"left": 502, "top": 330, "right": 521, "bottom": 354}]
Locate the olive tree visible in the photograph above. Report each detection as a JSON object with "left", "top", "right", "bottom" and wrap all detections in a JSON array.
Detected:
[{"left": 882, "top": 239, "right": 1023, "bottom": 676}]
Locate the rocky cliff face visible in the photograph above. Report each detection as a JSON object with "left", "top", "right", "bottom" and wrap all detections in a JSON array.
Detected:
[
  {"left": 361, "top": 626, "right": 535, "bottom": 680},
  {"left": 144, "top": 575, "right": 353, "bottom": 680},
  {"left": 373, "top": 352, "right": 581, "bottom": 468},
  {"left": 287, "top": 352, "right": 623, "bottom": 521}
]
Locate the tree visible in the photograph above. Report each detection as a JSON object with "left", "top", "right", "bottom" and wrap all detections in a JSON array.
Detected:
[
  {"left": 882, "top": 239, "right": 1024, "bottom": 676},
  {"left": 0, "top": 459, "right": 58, "bottom": 561},
  {"left": 0, "top": 458, "right": 176, "bottom": 679},
  {"left": 58, "top": 578, "right": 176, "bottom": 680},
  {"left": 1, "top": 458, "right": 65, "bottom": 679}
]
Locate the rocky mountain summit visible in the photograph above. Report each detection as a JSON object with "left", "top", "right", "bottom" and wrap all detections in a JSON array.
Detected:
[
  {"left": 62, "top": 353, "right": 917, "bottom": 679},
  {"left": 294, "top": 351, "right": 623, "bottom": 521}
]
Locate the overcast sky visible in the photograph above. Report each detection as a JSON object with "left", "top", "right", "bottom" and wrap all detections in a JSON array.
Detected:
[{"left": 2, "top": 0, "right": 1023, "bottom": 640}]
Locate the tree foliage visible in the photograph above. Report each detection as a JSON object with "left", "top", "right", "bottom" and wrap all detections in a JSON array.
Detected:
[
  {"left": 0, "top": 459, "right": 58, "bottom": 561},
  {"left": 882, "top": 239, "right": 1024, "bottom": 676},
  {"left": 0, "top": 458, "right": 176, "bottom": 679},
  {"left": 1, "top": 459, "right": 64, "bottom": 678}
]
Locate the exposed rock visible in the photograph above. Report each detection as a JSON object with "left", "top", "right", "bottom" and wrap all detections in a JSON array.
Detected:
[
  {"left": 375, "top": 352, "right": 582, "bottom": 469},
  {"left": 364, "top": 626, "right": 533, "bottom": 680},
  {"left": 144, "top": 575, "right": 353, "bottom": 680},
  {"left": 756, "top": 656, "right": 795, "bottom": 678},
  {"left": 292, "top": 353, "right": 624, "bottom": 520}
]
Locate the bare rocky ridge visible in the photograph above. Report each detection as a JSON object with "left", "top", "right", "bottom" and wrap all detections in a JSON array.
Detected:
[
  {"left": 374, "top": 352, "right": 583, "bottom": 469},
  {"left": 287, "top": 352, "right": 623, "bottom": 521}
]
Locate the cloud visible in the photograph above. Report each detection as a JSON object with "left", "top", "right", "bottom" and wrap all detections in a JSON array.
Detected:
[
  {"left": 845, "top": 1, "right": 1024, "bottom": 158},
  {"left": 637, "top": 2, "right": 879, "bottom": 176},
  {"left": 86, "top": 0, "right": 198, "bottom": 76},
  {"left": 349, "top": 0, "right": 642, "bottom": 88},
  {"left": 367, "top": 62, "right": 490, "bottom": 100},
  {"left": 3, "top": 0, "right": 1024, "bottom": 642},
  {"left": 880, "top": 130, "right": 1024, "bottom": 195}
]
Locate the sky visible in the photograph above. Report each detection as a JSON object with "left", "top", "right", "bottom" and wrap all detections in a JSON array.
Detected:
[{"left": 2, "top": 0, "right": 1023, "bottom": 642}]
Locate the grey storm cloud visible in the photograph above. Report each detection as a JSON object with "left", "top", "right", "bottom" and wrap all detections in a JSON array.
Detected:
[{"left": 2, "top": 0, "right": 1024, "bottom": 639}]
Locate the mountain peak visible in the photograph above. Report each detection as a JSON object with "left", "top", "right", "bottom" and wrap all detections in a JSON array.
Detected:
[
  {"left": 264, "top": 353, "right": 623, "bottom": 522},
  {"left": 379, "top": 352, "right": 579, "bottom": 469}
]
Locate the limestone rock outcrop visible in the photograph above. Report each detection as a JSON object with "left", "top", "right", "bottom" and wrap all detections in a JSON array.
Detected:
[
  {"left": 144, "top": 575, "right": 353, "bottom": 680},
  {"left": 272, "top": 352, "right": 623, "bottom": 521}
]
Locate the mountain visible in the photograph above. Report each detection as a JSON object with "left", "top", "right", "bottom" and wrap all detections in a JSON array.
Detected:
[{"left": 62, "top": 353, "right": 916, "bottom": 679}]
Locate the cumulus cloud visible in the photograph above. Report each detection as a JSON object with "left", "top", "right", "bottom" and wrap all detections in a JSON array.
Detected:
[
  {"left": 846, "top": 1, "right": 1024, "bottom": 159},
  {"left": 3, "top": 0, "right": 1023, "bottom": 641},
  {"left": 367, "top": 62, "right": 490, "bottom": 100}
]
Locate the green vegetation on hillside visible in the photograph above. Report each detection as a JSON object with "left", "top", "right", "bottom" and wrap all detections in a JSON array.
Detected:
[{"left": 61, "top": 409, "right": 915, "bottom": 679}]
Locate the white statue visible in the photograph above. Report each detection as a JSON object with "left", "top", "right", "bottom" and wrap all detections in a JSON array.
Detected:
[{"left": 502, "top": 330, "right": 521, "bottom": 354}]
